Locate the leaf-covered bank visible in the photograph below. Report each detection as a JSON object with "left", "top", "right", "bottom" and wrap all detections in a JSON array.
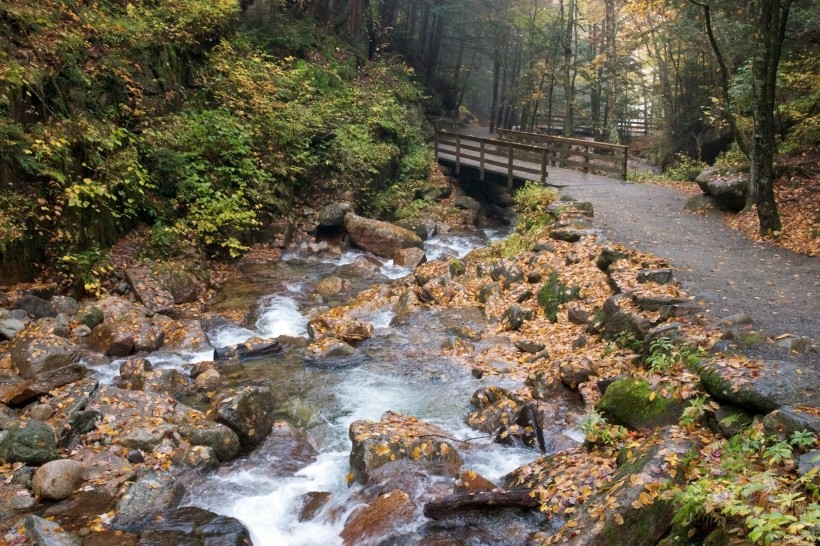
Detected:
[{"left": 0, "top": 0, "right": 431, "bottom": 290}]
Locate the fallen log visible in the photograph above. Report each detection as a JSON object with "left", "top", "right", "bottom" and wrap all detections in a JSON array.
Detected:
[
  {"left": 423, "top": 488, "right": 540, "bottom": 520},
  {"left": 213, "top": 337, "right": 283, "bottom": 361}
]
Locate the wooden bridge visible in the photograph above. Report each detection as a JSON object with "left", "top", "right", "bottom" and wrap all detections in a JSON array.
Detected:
[{"left": 435, "top": 128, "right": 628, "bottom": 188}]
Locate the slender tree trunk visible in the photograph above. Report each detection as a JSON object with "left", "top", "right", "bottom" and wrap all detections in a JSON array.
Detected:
[{"left": 490, "top": 56, "right": 501, "bottom": 132}]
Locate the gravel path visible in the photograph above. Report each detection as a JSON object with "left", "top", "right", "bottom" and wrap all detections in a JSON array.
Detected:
[{"left": 550, "top": 169, "right": 819, "bottom": 366}]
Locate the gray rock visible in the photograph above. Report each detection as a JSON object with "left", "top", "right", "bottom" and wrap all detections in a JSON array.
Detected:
[
  {"left": 702, "top": 175, "right": 749, "bottom": 212},
  {"left": 710, "top": 405, "right": 754, "bottom": 438},
  {"left": 178, "top": 422, "right": 240, "bottom": 462},
  {"left": 684, "top": 193, "right": 718, "bottom": 212},
  {"left": 550, "top": 227, "right": 594, "bottom": 243},
  {"left": 10, "top": 331, "right": 80, "bottom": 379},
  {"left": 0, "top": 318, "right": 26, "bottom": 340},
  {"left": 111, "top": 472, "right": 185, "bottom": 532},
  {"left": 14, "top": 295, "right": 57, "bottom": 319},
  {"left": 797, "top": 450, "right": 820, "bottom": 478},
  {"left": 602, "top": 294, "right": 653, "bottom": 340},
  {"left": 393, "top": 247, "right": 427, "bottom": 269},
  {"left": 637, "top": 268, "right": 673, "bottom": 284},
  {"left": 502, "top": 305, "right": 532, "bottom": 331},
  {"left": 51, "top": 296, "right": 79, "bottom": 317},
  {"left": 596, "top": 247, "right": 627, "bottom": 271},
  {"left": 23, "top": 515, "right": 81, "bottom": 546},
  {"left": 718, "top": 312, "right": 754, "bottom": 328},
  {"left": 125, "top": 268, "right": 176, "bottom": 314},
  {"left": 74, "top": 305, "right": 104, "bottom": 330},
  {"left": 6, "top": 363, "right": 87, "bottom": 406},
  {"left": 32, "top": 459, "right": 88, "bottom": 500},
  {"left": 212, "top": 387, "right": 277, "bottom": 450},
  {"left": 88, "top": 312, "right": 164, "bottom": 356},
  {"left": 454, "top": 195, "right": 482, "bottom": 211},
  {"left": 596, "top": 378, "right": 686, "bottom": 431},
  {"left": 181, "top": 445, "right": 219, "bottom": 471},
  {"left": 344, "top": 213, "right": 423, "bottom": 258},
  {"left": 29, "top": 404, "right": 54, "bottom": 421},
  {"left": 762, "top": 406, "right": 820, "bottom": 436},
  {"left": 489, "top": 260, "right": 524, "bottom": 288},
  {"left": 318, "top": 202, "right": 354, "bottom": 228},
  {"left": 0, "top": 420, "right": 58, "bottom": 465},
  {"left": 695, "top": 359, "right": 820, "bottom": 412},
  {"left": 119, "top": 425, "right": 175, "bottom": 452},
  {"left": 156, "top": 267, "right": 203, "bottom": 304},
  {"left": 137, "top": 506, "right": 251, "bottom": 546},
  {"left": 7, "top": 309, "right": 29, "bottom": 321},
  {"left": 514, "top": 340, "right": 545, "bottom": 354},
  {"left": 567, "top": 306, "right": 590, "bottom": 325}
]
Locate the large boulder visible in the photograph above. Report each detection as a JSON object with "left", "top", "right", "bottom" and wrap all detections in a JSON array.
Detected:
[
  {"left": 138, "top": 506, "right": 251, "bottom": 546},
  {"left": 155, "top": 266, "right": 204, "bottom": 304},
  {"left": 88, "top": 311, "right": 165, "bottom": 356},
  {"left": 699, "top": 173, "right": 749, "bottom": 212},
  {"left": 178, "top": 422, "right": 241, "bottom": 462},
  {"left": 349, "top": 411, "right": 463, "bottom": 485},
  {"left": 340, "top": 489, "right": 416, "bottom": 546},
  {"left": 596, "top": 378, "right": 686, "bottom": 431},
  {"left": 344, "top": 213, "right": 423, "bottom": 258},
  {"left": 393, "top": 247, "right": 427, "bottom": 269},
  {"left": 307, "top": 314, "right": 373, "bottom": 344},
  {"left": 465, "top": 386, "right": 521, "bottom": 433},
  {"left": 4, "top": 363, "right": 87, "bottom": 406},
  {"left": 14, "top": 295, "right": 57, "bottom": 319},
  {"left": 694, "top": 358, "right": 820, "bottom": 412},
  {"left": 0, "top": 420, "right": 59, "bottom": 465},
  {"left": 32, "top": 459, "right": 88, "bottom": 500},
  {"left": 125, "top": 267, "right": 176, "bottom": 314},
  {"left": 111, "top": 472, "right": 186, "bottom": 532},
  {"left": 211, "top": 387, "right": 277, "bottom": 450},
  {"left": 10, "top": 330, "right": 80, "bottom": 379},
  {"left": 0, "top": 317, "right": 26, "bottom": 340}
]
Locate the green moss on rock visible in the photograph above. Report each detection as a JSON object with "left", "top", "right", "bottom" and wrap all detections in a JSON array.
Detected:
[{"left": 597, "top": 378, "right": 685, "bottom": 431}]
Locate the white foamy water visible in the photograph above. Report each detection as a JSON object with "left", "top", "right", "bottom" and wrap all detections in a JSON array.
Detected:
[{"left": 256, "top": 295, "right": 309, "bottom": 338}]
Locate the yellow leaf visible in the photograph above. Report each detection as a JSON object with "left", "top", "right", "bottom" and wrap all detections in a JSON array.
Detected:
[
  {"left": 614, "top": 513, "right": 624, "bottom": 526},
  {"left": 649, "top": 391, "right": 656, "bottom": 401}
]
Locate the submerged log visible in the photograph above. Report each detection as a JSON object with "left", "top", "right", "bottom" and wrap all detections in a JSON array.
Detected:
[
  {"left": 423, "top": 488, "right": 540, "bottom": 520},
  {"left": 213, "top": 338, "right": 283, "bottom": 361}
]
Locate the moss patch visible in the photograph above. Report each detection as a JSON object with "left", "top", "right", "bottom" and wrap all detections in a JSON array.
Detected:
[{"left": 597, "top": 378, "right": 685, "bottom": 431}]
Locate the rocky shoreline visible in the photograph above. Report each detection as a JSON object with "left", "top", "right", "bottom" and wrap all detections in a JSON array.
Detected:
[{"left": 0, "top": 190, "right": 817, "bottom": 545}]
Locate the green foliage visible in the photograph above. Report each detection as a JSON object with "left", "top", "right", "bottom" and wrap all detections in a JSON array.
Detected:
[
  {"left": 57, "top": 248, "right": 112, "bottom": 297},
  {"left": 498, "top": 182, "right": 558, "bottom": 257},
  {"left": 579, "top": 411, "right": 628, "bottom": 449},
  {"left": 673, "top": 425, "right": 820, "bottom": 545},
  {"left": 537, "top": 271, "right": 581, "bottom": 323},
  {"left": 645, "top": 338, "right": 706, "bottom": 374},
  {"left": 663, "top": 153, "right": 707, "bottom": 182}
]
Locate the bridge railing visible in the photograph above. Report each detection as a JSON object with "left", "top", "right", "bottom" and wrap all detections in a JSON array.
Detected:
[
  {"left": 435, "top": 130, "right": 549, "bottom": 189},
  {"left": 498, "top": 128, "right": 628, "bottom": 180}
]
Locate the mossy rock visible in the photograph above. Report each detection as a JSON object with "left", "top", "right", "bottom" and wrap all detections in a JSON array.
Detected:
[
  {"left": 0, "top": 420, "right": 59, "bottom": 465},
  {"left": 597, "top": 378, "right": 685, "bottom": 431}
]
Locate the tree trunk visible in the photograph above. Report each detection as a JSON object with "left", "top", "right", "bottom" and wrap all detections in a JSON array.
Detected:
[{"left": 749, "top": 0, "right": 790, "bottom": 234}]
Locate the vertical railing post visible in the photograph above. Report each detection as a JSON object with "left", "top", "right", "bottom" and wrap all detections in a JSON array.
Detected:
[
  {"left": 507, "top": 144, "right": 514, "bottom": 190},
  {"left": 480, "top": 140, "right": 485, "bottom": 182},
  {"left": 622, "top": 147, "right": 629, "bottom": 180},
  {"left": 434, "top": 131, "right": 440, "bottom": 161},
  {"left": 584, "top": 145, "right": 590, "bottom": 174},
  {"left": 541, "top": 149, "right": 548, "bottom": 184},
  {"left": 455, "top": 133, "right": 461, "bottom": 175}
]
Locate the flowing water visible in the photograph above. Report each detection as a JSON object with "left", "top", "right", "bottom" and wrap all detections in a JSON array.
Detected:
[{"left": 94, "top": 228, "right": 552, "bottom": 544}]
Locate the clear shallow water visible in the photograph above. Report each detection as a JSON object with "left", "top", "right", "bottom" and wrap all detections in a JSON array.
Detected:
[{"left": 91, "top": 227, "right": 541, "bottom": 545}]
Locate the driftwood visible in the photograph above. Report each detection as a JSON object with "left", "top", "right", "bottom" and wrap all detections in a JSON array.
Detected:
[
  {"left": 213, "top": 338, "right": 283, "bottom": 361},
  {"left": 423, "top": 488, "right": 540, "bottom": 520}
]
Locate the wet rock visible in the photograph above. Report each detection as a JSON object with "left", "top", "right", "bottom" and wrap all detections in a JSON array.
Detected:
[
  {"left": 125, "top": 268, "right": 175, "bottom": 314},
  {"left": 214, "top": 337, "right": 282, "bottom": 361},
  {"left": 550, "top": 227, "right": 593, "bottom": 243},
  {"left": 32, "top": 459, "right": 88, "bottom": 500},
  {"left": 111, "top": 472, "right": 186, "bottom": 532},
  {"left": 476, "top": 283, "right": 501, "bottom": 304},
  {"left": 212, "top": 386, "right": 277, "bottom": 450},
  {"left": 14, "top": 295, "right": 57, "bottom": 319},
  {"left": 315, "top": 276, "right": 353, "bottom": 298},
  {"left": 344, "top": 213, "right": 423, "bottom": 258},
  {"left": 395, "top": 218, "right": 431, "bottom": 240},
  {"left": 9, "top": 489, "right": 36, "bottom": 511},
  {"left": 496, "top": 403, "right": 547, "bottom": 451},
  {"left": 157, "top": 318, "right": 212, "bottom": 353},
  {"left": 307, "top": 315, "right": 373, "bottom": 343},
  {"left": 22, "top": 515, "right": 81, "bottom": 545},
  {"left": 392, "top": 289, "right": 418, "bottom": 323},
  {"left": 453, "top": 469, "right": 496, "bottom": 494},
  {"left": 341, "top": 489, "right": 416, "bottom": 546},
  {"left": 10, "top": 330, "right": 80, "bottom": 378},
  {"left": 305, "top": 338, "right": 357, "bottom": 361},
  {"left": 74, "top": 305, "right": 104, "bottom": 330},
  {"left": 465, "top": 386, "right": 521, "bottom": 433},
  {"left": 709, "top": 404, "right": 754, "bottom": 438},
  {"left": 318, "top": 201, "right": 354, "bottom": 228},
  {"left": 181, "top": 445, "right": 219, "bottom": 471},
  {"left": 156, "top": 267, "right": 203, "bottom": 304},
  {"left": 597, "top": 378, "right": 686, "bottom": 432},
  {"left": 0, "top": 318, "right": 26, "bottom": 340},
  {"left": 637, "top": 268, "right": 673, "bottom": 285},
  {"left": 194, "top": 368, "right": 221, "bottom": 390},
  {"left": 694, "top": 358, "right": 820, "bottom": 413},
  {"left": 88, "top": 312, "right": 164, "bottom": 357},
  {"left": 298, "top": 491, "right": 332, "bottom": 521},
  {"left": 119, "top": 425, "right": 175, "bottom": 452},
  {"left": 0, "top": 420, "right": 58, "bottom": 465},
  {"left": 349, "top": 411, "right": 463, "bottom": 485},
  {"left": 127, "top": 450, "right": 144, "bottom": 464},
  {"left": 178, "top": 422, "right": 240, "bottom": 462},
  {"left": 139, "top": 506, "right": 251, "bottom": 545},
  {"left": 393, "top": 247, "right": 427, "bottom": 269},
  {"left": 6, "top": 363, "right": 87, "bottom": 406},
  {"left": 559, "top": 357, "right": 598, "bottom": 390}
]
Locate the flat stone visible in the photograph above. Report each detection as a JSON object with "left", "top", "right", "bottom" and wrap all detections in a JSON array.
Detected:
[
  {"left": 22, "top": 515, "right": 80, "bottom": 546},
  {"left": 111, "top": 472, "right": 185, "bottom": 532}
]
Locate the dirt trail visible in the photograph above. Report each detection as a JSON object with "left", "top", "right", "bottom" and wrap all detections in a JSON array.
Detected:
[{"left": 553, "top": 170, "right": 819, "bottom": 365}]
